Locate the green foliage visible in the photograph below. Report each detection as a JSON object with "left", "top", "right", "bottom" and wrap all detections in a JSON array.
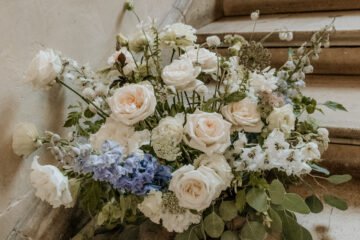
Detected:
[
  {"left": 219, "top": 201, "right": 238, "bottom": 221},
  {"left": 79, "top": 178, "right": 108, "bottom": 216},
  {"left": 235, "top": 190, "right": 246, "bottom": 213},
  {"left": 324, "top": 195, "right": 348, "bottom": 210},
  {"left": 282, "top": 193, "right": 310, "bottom": 214},
  {"left": 326, "top": 174, "right": 352, "bottom": 185},
  {"left": 239, "top": 221, "right": 266, "bottom": 240},
  {"left": 268, "top": 208, "right": 282, "bottom": 233},
  {"left": 175, "top": 226, "right": 200, "bottom": 240},
  {"left": 305, "top": 195, "right": 323, "bottom": 213},
  {"left": 278, "top": 210, "right": 312, "bottom": 240},
  {"left": 224, "top": 91, "right": 246, "bottom": 103},
  {"left": 268, "top": 180, "right": 286, "bottom": 205},
  {"left": 322, "top": 100, "right": 347, "bottom": 111},
  {"left": 203, "top": 212, "right": 225, "bottom": 238},
  {"left": 308, "top": 163, "right": 330, "bottom": 175},
  {"left": 246, "top": 188, "right": 269, "bottom": 212},
  {"left": 221, "top": 231, "right": 239, "bottom": 240}
]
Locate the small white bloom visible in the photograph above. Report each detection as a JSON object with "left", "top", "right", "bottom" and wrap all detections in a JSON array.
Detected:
[
  {"left": 264, "top": 129, "right": 290, "bottom": 153},
  {"left": 107, "top": 82, "right": 157, "bottom": 125},
  {"left": 169, "top": 165, "right": 225, "bottom": 211},
  {"left": 240, "top": 145, "right": 266, "bottom": 171},
  {"left": 25, "top": 49, "right": 62, "bottom": 90},
  {"left": 94, "top": 83, "right": 108, "bottom": 96},
  {"left": 301, "top": 142, "right": 321, "bottom": 161},
  {"left": 232, "top": 132, "right": 248, "bottom": 154},
  {"left": 12, "top": 122, "right": 39, "bottom": 157},
  {"left": 250, "top": 10, "right": 260, "bottom": 21},
  {"left": 82, "top": 87, "right": 96, "bottom": 100},
  {"left": 183, "top": 110, "right": 232, "bottom": 155},
  {"left": 88, "top": 97, "right": 104, "bottom": 113},
  {"left": 206, "top": 35, "right": 221, "bottom": 47},
  {"left": 138, "top": 190, "right": 163, "bottom": 224},
  {"left": 30, "top": 156, "right": 73, "bottom": 208},
  {"left": 180, "top": 47, "right": 218, "bottom": 73},
  {"left": 160, "top": 23, "right": 197, "bottom": 47},
  {"left": 249, "top": 70, "right": 278, "bottom": 93},
  {"left": 129, "top": 31, "right": 152, "bottom": 53},
  {"left": 161, "top": 207, "right": 201, "bottom": 233},
  {"left": 107, "top": 47, "right": 136, "bottom": 75},
  {"left": 316, "top": 128, "right": 330, "bottom": 153},
  {"left": 267, "top": 104, "right": 296, "bottom": 134},
  {"left": 279, "top": 31, "right": 293, "bottom": 41}
]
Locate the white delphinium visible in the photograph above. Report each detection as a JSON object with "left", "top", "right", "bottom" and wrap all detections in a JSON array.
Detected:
[
  {"left": 300, "top": 142, "right": 321, "bottom": 161},
  {"left": 239, "top": 145, "right": 266, "bottom": 171},
  {"left": 30, "top": 156, "right": 73, "bottom": 208},
  {"left": 180, "top": 47, "right": 218, "bottom": 74},
  {"left": 250, "top": 10, "right": 260, "bottom": 21},
  {"left": 151, "top": 113, "right": 184, "bottom": 161},
  {"left": 282, "top": 149, "right": 312, "bottom": 176},
  {"left": 107, "top": 47, "right": 137, "bottom": 75},
  {"left": 249, "top": 69, "right": 278, "bottom": 93},
  {"left": 12, "top": 122, "right": 40, "bottom": 157},
  {"left": 206, "top": 35, "right": 221, "bottom": 47},
  {"left": 223, "top": 57, "right": 245, "bottom": 93},
  {"left": 25, "top": 49, "right": 62, "bottom": 90},
  {"left": 160, "top": 23, "right": 197, "bottom": 47},
  {"left": 267, "top": 104, "right": 296, "bottom": 134},
  {"left": 264, "top": 129, "right": 290, "bottom": 153}
]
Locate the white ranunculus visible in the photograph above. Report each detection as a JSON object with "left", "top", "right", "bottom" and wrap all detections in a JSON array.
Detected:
[
  {"left": 108, "top": 82, "right": 156, "bottom": 125},
  {"left": 25, "top": 49, "right": 62, "bottom": 90},
  {"left": 169, "top": 165, "right": 225, "bottom": 211},
  {"left": 206, "top": 35, "right": 221, "bottom": 47},
  {"left": 249, "top": 70, "right": 278, "bottom": 93},
  {"left": 12, "top": 122, "right": 39, "bottom": 157},
  {"left": 267, "top": 104, "right": 296, "bottom": 133},
  {"left": 90, "top": 118, "right": 150, "bottom": 155},
  {"left": 183, "top": 110, "right": 231, "bottom": 155},
  {"left": 160, "top": 23, "right": 197, "bottom": 47},
  {"left": 151, "top": 113, "right": 184, "bottom": 161},
  {"left": 161, "top": 58, "right": 201, "bottom": 91},
  {"left": 138, "top": 190, "right": 163, "bottom": 224},
  {"left": 180, "top": 47, "right": 218, "bottom": 73},
  {"left": 222, "top": 97, "right": 264, "bottom": 133},
  {"left": 30, "top": 156, "right": 73, "bottom": 208},
  {"left": 195, "top": 154, "right": 233, "bottom": 187},
  {"left": 107, "top": 47, "right": 136, "bottom": 75}
]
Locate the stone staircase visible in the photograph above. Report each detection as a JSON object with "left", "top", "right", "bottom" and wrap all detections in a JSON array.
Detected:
[{"left": 195, "top": 1, "right": 360, "bottom": 239}]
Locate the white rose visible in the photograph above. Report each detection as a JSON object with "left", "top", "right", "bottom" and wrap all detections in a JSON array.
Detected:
[
  {"left": 151, "top": 113, "right": 184, "bottom": 161},
  {"left": 107, "top": 47, "right": 136, "bottom": 75},
  {"left": 90, "top": 118, "right": 150, "bottom": 155},
  {"left": 222, "top": 97, "right": 264, "bottom": 133},
  {"left": 138, "top": 190, "right": 163, "bottom": 224},
  {"left": 184, "top": 110, "right": 231, "bottom": 155},
  {"left": 206, "top": 35, "right": 221, "bottom": 47},
  {"left": 161, "top": 58, "right": 201, "bottom": 91},
  {"left": 267, "top": 104, "right": 296, "bottom": 133},
  {"left": 180, "top": 47, "right": 218, "bottom": 73},
  {"left": 30, "top": 156, "right": 73, "bottom": 208},
  {"left": 108, "top": 82, "right": 156, "bottom": 125},
  {"left": 169, "top": 165, "right": 225, "bottom": 211},
  {"left": 160, "top": 23, "right": 197, "bottom": 47},
  {"left": 195, "top": 154, "right": 233, "bottom": 187},
  {"left": 25, "top": 49, "right": 62, "bottom": 90},
  {"left": 12, "top": 122, "right": 39, "bottom": 157}
]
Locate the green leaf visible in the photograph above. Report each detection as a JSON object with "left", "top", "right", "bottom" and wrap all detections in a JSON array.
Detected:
[
  {"left": 246, "top": 188, "right": 269, "bottom": 212},
  {"left": 322, "top": 100, "right": 347, "bottom": 111},
  {"left": 268, "top": 180, "right": 286, "bottom": 205},
  {"left": 301, "top": 226, "right": 313, "bottom": 240},
  {"left": 282, "top": 193, "right": 311, "bottom": 214},
  {"left": 324, "top": 195, "right": 348, "bottom": 210},
  {"left": 278, "top": 211, "right": 303, "bottom": 240},
  {"left": 305, "top": 195, "right": 323, "bottom": 213},
  {"left": 219, "top": 201, "right": 238, "bottom": 221},
  {"left": 203, "top": 212, "right": 225, "bottom": 238},
  {"left": 224, "top": 91, "right": 246, "bottom": 103},
  {"left": 308, "top": 163, "right": 330, "bottom": 175},
  {"left": 175, "top": 227, "right": 200, "bottom": 240},
  {"left": 84, "top": 108, "right": 95, "bottom": 118},
  {"left": 221, "top": 231, "right": 239, "bottom": 240},
  {"left": 326, "top": 174, "right": 352, "bottom": 185},
  {"left": 235, "top": 190, "right": 246, "bottom": 213},
  {"left": 268, "top": 208, "right": 282, "bottom": 233},
  {"left": 239, "top": 221, "right": 266, "bottom": 240}
]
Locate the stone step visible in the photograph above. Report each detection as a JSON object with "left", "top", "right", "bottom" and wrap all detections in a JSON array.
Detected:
[
  {"left": 197, "top": 11, "right": 360, "bottom": 47},
  {"left": 223, "top": 0, "right": 360, "bottom": 16}
]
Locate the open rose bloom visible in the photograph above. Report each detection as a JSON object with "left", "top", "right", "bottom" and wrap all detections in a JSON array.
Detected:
[{"left": 14, "top": 8, "right": 350, "bottom": 240}]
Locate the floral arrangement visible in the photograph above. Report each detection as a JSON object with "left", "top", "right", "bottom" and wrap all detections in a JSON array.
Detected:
[{"left": 13, "top": 4, "right": 352, "bottom": 240}]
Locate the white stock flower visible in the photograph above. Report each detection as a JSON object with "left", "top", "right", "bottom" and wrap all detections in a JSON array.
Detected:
[
  {"left": 317, "top": 128, "right": 330, "bottom": 153},
  {"left": 25, "top": 49, "right": 62, "bottom": 90},
  {"left": 267, "top": 104, "right": 296, "bottom": 133},
  {"left": 12, "top": 122, "right": 39, "bottom": 157},
  {"left": 206, "top": 35, "right": 221, "bottom": 47},
  {"left": 183, "top": 110, "right": 232, "bottom": 155},
  {"left": 108, "top": 82, "right": 156, "bottom": 125},
  {"left": 161, "top": 58, "right": 201, "bottom": 91},
  {"left": 169, "top": 165, "right": 225, "bottom": 211},
  {"left": 221, "top": 97, "right": 264, "bottom": 133},
  {"left": 90, "top": 118, "right": 150, "bottom": 155},
  {"left": 195, "top": 154, "right": 233, "bottom": 187},
  {"left": 107, "top": 47, "right": 136, "bottom": 75},
  {"left": 30, "top": 156, "right": 73, "bottom": 208},
  {"left": 249, "top": 70, "right": 278, "bottom": 93},
  {"left": 160, "top": 23, "right": 197, "bottom": 47},
  {"left": 180, "top": 47, "right": 218, "bottom": 73},
  {"left": 151, "top": 113, "right": 184, "bottom": 161},
  {"left": 138, "top": 190, "right": 162, "bottom": 224}
]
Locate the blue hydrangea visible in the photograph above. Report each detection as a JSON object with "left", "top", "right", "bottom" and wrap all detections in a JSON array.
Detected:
[{"left": 74, "top": 140, "right": 171, "bottom": 195}]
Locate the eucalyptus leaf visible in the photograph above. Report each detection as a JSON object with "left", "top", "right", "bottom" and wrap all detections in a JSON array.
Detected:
[
  {"left": 268, "top": 208, "right": 282, "bottom": 233},
  {"left": 268, "top": 180, "right": 286, "bottom": 205},
  {"left": 301, "top": 226, "right": 313, "bottom": 240},
  {"left": 246, "top": 188, "right": 269, "bottom": 212},
  {"left": 175, "top": 227, "right": 200, "bottom": 240},
  {"left": 224, "top": 91, "right": 246, "bottom": 103},
  {"left": 326, "top": 174, "right": 352, "bottom": 185},
  {"left": 235, "top": 190, "right": 246, "bottom": 213},
  {"left": 219, "top": 201, "right": 238, "bottom": 221},
  {"left": 282, "top": 193, "right": 311, "bottom": 214},
  {"left": 221, "top": 231, "right": 239, "bottom": 240},
  {"left": 279, "top": 212, "right": 303, "bottom": 240},
  {"left": 322, "top": 100, "right": 347, "bottom": 111},
  {"left": 204, "top": 212, "right": 225, "bottom": 238},
  {"left": 308, "top": 163, "right": 330, "bottom": 175},
  {"left": 239, "top": 221, "right": 266, "bottom": 240},
  {"left": 305, "top": 195, "right": 323, "bottom": 213},
  {"left": 324, "top": 195, "right": 348, "bottom": 210}
]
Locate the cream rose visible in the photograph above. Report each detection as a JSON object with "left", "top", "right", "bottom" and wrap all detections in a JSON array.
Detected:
[
  {"left": 161, "top": 58, "right": 201, "bottom": 91},
  {"left": 107, "top": 47, "right": 136, "bottom": 75},
  {"left": 169, "top": 165, "right": 225, "bottom": 211},
  {"left": 180, "top": 47, "right": 218, "bottom": 73},
  {"left": 222, "top": 97, "right": 264, "bottom": 133},
  {"left": 183, "top": 110, "right": 231, "bottom": 155},
  {"left": 25, "top": 49, "right": 62, "bottom": 89},
  {"left": 267, "top": 104, "right": 296, "bottom": 133},
  {"left": 30, "top": 156, "right": 73, "bottom": 208},
  {"left": 108, "top": 82, "right": 156, "bottom": 125}
]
